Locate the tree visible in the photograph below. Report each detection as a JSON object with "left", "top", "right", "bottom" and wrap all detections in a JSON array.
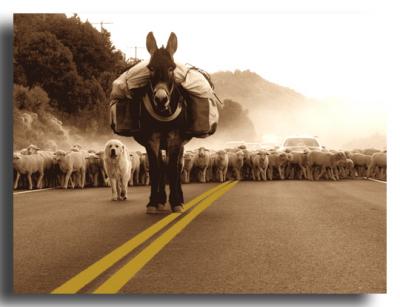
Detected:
[
  {"left": 217, "top": 99, "right": 257, "bottom": 141},
  {"left": 13, "top": 84, "right": 50, "bottom": 113},
  {"left": 14, "top": 13, "right": 127, "bottom": 127},
  {"left": 15, "top": 31, "right": 84, "bottom": 112}
]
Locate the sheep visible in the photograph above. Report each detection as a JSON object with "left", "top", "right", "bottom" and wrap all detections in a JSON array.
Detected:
[
  {"left": 39, "top": 150, "right": 59, "bottom": 188},
  {"left": 206, "top": 151, "right": 216, "bottom": 182},
  {"left": 53, "top": 150, "right": 86, "bottom": 189},
  {"left": 268, "top": 152, "right": 289, "bottom": 180},
  {"left": 344, "top": 158, "right": 355, "bottom": 179},
  {"left": 182, "top": 151, "right": 195, "bottom": 183},
  {"left": 13, "top": 152, "right": 45, "bottom": 190},
  {"left": 21, "top": 145, "right": 57, "bottom": 188},
  {"left": 213, "top": 150, "right": 229, "bottom": 183},
  {"left": 12, "top": 143, "right": 388, "bottom": 187},
  {"left": 139, "top": 152, "right": 150, "bottom": 185},
  {"left": 193, "top": 147, "right": 210, "bottom": 183},
  {"left": 241, "top": 149, "right": 253, "bottom": 181},
  {"left": 362, "top": 148, "right": 381, "bottom": 156},
  {"left": 350, "top": 153, "right": 372, "bottom": 178},
  {"left": 96, "top": 150, "right": 110, "bottom": 187},
  {"left": 306, "top": 151, "right": 346, "bottom": 181},
  {"left": 250, "top": 151, "right": 269, "bottom": 181},
  {"left": 228, "top": 150, "right": 245, "bottom": 180},
  {"left": 70, "top": 144, "right": 83, "bottom": 152},
  {"left": 367, "top": 152, "right": 387, "bottom": 180},
  {"left": 129, "top": 152, "right": 141, "bottom": 186},
  {"left": 85, "top": 153, "right": 102, "bottom": 187},
  {"left": 285, "top": 150, "right": 309, "bottom": 180}
]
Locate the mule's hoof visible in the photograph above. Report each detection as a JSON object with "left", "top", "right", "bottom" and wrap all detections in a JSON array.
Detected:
[
  {"left": 157, "top": 203, "right": 170, "bottom": 213},
  {"left": 146, "top": 206, "right": 158, "bottom": 214},
  {"left": 119, "top": 196, "right": 127, "bottom": 201},
  {"left": 172, "top": 205, "right": 184, "bottom": 213}
]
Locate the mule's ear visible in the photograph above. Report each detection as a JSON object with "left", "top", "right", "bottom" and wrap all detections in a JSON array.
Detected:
[
  {"left": 146, "top": 32, "right": 158, "bottom": 55},
  {"left": 166, "top": 32, "right": 177, "bottom": 56}
]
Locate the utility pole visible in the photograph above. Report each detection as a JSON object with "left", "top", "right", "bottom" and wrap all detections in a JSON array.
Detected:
[{"left": 129, "top": 46, "right": 145, "bottom": 61}]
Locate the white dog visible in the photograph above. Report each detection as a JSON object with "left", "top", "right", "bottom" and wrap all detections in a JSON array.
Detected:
[{"left": 104, "top": 139, "right": 131, "bottom": 201}]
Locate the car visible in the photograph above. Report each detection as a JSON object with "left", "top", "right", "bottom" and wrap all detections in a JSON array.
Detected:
[{"left": 280, "top": 136, "right": 324, "bottom": 151}]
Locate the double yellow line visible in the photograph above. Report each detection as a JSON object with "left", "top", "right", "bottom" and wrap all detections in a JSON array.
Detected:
[{"left": 52, "top": 180, "right": 238, "bottom": 294}]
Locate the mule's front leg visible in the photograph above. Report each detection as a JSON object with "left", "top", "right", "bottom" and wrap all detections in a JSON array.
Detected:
[
  {"left": 145, "top": 134, "right": 164, "bottom": 210},
  {"left": 166, "top": 143, "right": 185, "bottom": 212}
]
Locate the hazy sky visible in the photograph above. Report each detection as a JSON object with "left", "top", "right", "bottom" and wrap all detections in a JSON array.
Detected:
[{"left": 76, "top": 11, "right": 393, "bottom": 109}]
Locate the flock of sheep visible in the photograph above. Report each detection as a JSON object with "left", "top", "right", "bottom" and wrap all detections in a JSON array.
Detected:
[{"left": 13, "top": 143, "right": 387, "bottom": 191}]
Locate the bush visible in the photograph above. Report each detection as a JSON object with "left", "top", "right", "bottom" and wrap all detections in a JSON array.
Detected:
[{"left": 13, "top": 84, "right": 50, "bottom": 113}]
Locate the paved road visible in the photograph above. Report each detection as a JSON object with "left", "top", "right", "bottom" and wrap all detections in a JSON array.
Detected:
[{"left": 13, "top": 180, "right": 386, "bottom": 294}]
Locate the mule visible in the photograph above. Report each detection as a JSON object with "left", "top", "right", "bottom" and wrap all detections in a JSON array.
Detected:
[{"left": 132, "top": 32, "right": 191, "bottom": 213}]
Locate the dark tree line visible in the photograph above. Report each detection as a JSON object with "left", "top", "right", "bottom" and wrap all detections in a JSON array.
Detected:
[
  {"left": 13, "top": 13, "right": 128, "bottom": 133},
  {"left": 216, "top": 99, "right": 257, "bottom": 141}
]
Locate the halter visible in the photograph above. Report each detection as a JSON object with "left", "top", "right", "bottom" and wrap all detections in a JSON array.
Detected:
[
  {"left": 143, "top": 93, "right": 182, "bottom": 122},
  {"left": 148, "top": 78, "right": 175, "bottom": 106},
  {"left": 145, "top": 78, "right": 182, "bottom": 122}
]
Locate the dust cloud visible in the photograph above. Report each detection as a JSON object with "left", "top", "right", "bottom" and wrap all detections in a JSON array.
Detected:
[
  {"left": 246, "top": 98, "right": 386, "bottom": 150},
  {"left": 14, "top": 108, "right": 142, "bottom": 153},
  {"left": 13, "top": 95, "right": 386, "bottom": 153}
]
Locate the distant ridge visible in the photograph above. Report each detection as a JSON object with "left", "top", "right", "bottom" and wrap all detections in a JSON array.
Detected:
[{"left": 211, "top": 70, "right": 313, "bottom": 111}]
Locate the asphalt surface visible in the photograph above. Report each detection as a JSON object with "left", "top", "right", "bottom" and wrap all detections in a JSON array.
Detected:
[{"left": 13, "top": 180, "right": 386, "bottom": 294}]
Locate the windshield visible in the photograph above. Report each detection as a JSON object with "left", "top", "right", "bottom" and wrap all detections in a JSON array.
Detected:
[{"left": 283, "top": 138, "right": 319, "bottom": 147}]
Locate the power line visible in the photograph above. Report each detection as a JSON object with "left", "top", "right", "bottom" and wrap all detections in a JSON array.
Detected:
[{"left": 90, "top": 21, "right": 113, "bottom": 30}]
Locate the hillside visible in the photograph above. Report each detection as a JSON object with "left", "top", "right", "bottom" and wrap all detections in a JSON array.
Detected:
[
  {"left": 210, "top": 70, "right": 386, "bottom": 149},
  {"left": 211, "top": 70, "right": 317, "bottom": 140},
  {"left": 212, "top": 70, "right": 311, "bottom": 111}
]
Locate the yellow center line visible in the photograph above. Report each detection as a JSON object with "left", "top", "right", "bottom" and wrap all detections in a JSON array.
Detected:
[
  {"left": 51, "top": 181, "right": 231, "bottom": 294},
  {"left": 93, "top": 181, "right": 238, "bottom": 294}
]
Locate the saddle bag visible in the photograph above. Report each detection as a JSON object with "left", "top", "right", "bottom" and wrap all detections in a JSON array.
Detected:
[
  {"left": 181, "top": 66, "right": 222, "bottom": 138},
  {"left": 110, "top": 97, "right": 142, "bottom": 136},
  {"left": 185, "top": 94, "right": 219, "bottom": 138}
]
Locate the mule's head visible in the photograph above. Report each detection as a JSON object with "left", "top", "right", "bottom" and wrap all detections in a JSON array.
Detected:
[{"left": 146, "top": 32, "right": 178, "bottom": 114}]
